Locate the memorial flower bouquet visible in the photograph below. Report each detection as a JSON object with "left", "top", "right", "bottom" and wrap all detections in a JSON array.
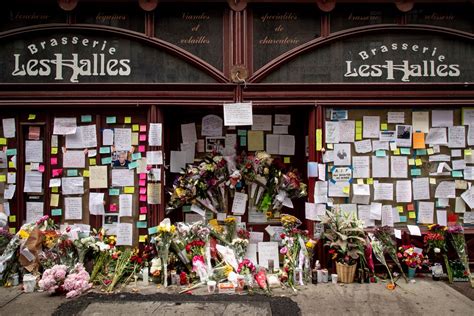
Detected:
[
  {"left": 424, "top": 224, "right": 452, "bottom": 283},
  {"left": 447, "top": 225, "right": 472, "bottom": 286},
  {"left": 38, "top": 264, "right": 68, "bottom": 294},
  {"left": 280, "top": 214, "right": 309, "bottom": 291},
  {"left": 151, "top": 218, "right": 176, "bottom": 287},
  {"left": 62, "top": 263, "right": 92, "bottom": 298},
  {"left": 272, "top": 169, "right": 307, "bottom": 213},
  {"left": 237, "top": 259, "right": 256, "bottom": 287},
  {"left": 397, "top": 245, "right": 427, "bottom": 269},
  {"left": 224, "top": 217, "right": 237, "bottom": 243},
  {"left": 0, "top": 228, "right": 13, "bottom": 255},
  {"left": 374, "top": 226, "right": 408, "bottom": 283}
]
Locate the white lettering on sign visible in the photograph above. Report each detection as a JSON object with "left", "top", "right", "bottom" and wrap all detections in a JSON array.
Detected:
[
  {"left": 344, "top": 42, "right": 460, "bottom": 82},
  {"left": 11, "top": 36, "right": 131, "bottom": 83}
]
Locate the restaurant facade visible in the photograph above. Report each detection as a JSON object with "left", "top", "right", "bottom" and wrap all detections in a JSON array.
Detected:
[{"left": 0, "top": 0, "right": 473, "bottom": 264}]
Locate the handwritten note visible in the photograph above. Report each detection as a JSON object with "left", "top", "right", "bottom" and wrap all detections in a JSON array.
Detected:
[
  {"left": 223, "top": 102, "right": 253, "bottom": 126},
  {"left": 65, "top": 197, "right": 82, "bottom": 220}
]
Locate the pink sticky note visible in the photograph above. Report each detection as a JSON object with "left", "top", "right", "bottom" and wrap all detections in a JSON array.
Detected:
[
  {"left": 139, "top": 206, "right": 148, "bottom": 214},
  {"left": 139, "top": 134, "right": 147, "bottom": 142},
  {"left": 140, "top": 125, "right": 147, "bottom": 132},
  {"left": 138, "top": 145, "right": 145, "bottom": 153},
  {"left": 140, "top": 187, "right": 147, "bottom": 194},
  {"left": 52, "top": 169, "right": 63, "bottom": 177},
  {"left": 139, "top": 173, "right": 147, "bottom": 180},
  {"left": 139, "top": 179, "right": 146, "bottom": 186},
  {"left": 38, "top": 165, "right": 45, "bottom": 173},
  {"left": 140, "top": 194, "right": 147, "bottom": 202},
  {"left": 51, "top": 157, "right": 58, "bottom": 165},
  {"left": 109, "top": 204, "right": 117, "bottom": 212}
]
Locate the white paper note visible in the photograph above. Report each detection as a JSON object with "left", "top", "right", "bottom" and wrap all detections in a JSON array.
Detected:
[
  {"left": 432, "top": 110, "right": 453, "bottom": 127},
  {"left": 103, "top": 129, "right": 114, "bottom": 146},
  {"left": 325, "top": 121, "right": 339, "bottom": 144},
  {"left": 2, "top": 118, "right": 15, "bottom": 138},
  {"left": 119, "top": 194, "right": 133, "bottom": 217},
  {"left": 279, "top": 135, "right": 295, "bottom": 156},
  {"left": 412, "top": 112, "right": 429, "bottom": 133},
  {"left": 391, "top": 156, "right": 407, "bottom": 178},
  {"left": 455, "top": 197, "right": 466, "bottom": 213},
  {"left": 62, "top": 177, "right": 84, "bottom": 195},
  {"left": 388, "top": 112, "right": 405, "bottom": 124},
  {"left": 461, "top": 186, "right": 474, "bottom": 209},
  {"left": 148, "top": 123, "right": 163, "bottom": 146},
  {"left": 24, "top": 171, "right": 43, "bottom": 193},
  {"left": 396, "top": 180, "right": 412, "bottom": 203},
  {"left": 181, "top": 123, "right": 197, "bottom": 143},
  {"left": 258, "top": 242, "right": 279, "bottom": 269},
  {"left": 413, "top": 177, "right": 430, "bottom": 200},
  {"left": 65, "top": 197, "right": 82, "bottom": 220},
  {"left": 114, "top": 128, "right": 132, "bottom": 151},
  {"left": 372, "top": 156, "right": 389, "bottom": 178},
  {"left": 232, "top": 192, "right": 248, "bottom": 215},
  {"left": 436, "top": 210, "right": 447, "bottom": 226},
  {"left": 25, "top": 140, "right": 43, "bottom": 163},
  {"left": 339, "top": 121, "right": 355, "bottom": 143},
  {"left": 89, "top": 192, "right": 105, "bottom": 215},
  {"left": 111, "top": 169, "right": 134, "bottom": 187},
  {"left": 252, "top": 115, "right": 272, "bottom": 131},
  {"left": 381, "top": 205, "right": 394, "bottom": 227},
  {"left": 116, "top": 223, "right": 133, "bottom": 246},
  {"left": 374, "top": 183, "right": 393, "bottom": 201},
  {"left": 274, "top": 114, "right": 291, "bottom": 125},
  {"left": 223, "top": 102, "right": 253, "bottom": 126},
  {"left": 448, "top": 126, "right": 466, "bottom": 148},
  {"left": 407, "top": 225, "right": 422, "bottom": 236},
  {"left": 363, "top": 116, "right": 380, "bottom": 138},
  {"left": 26, "top": 201, "right": 44, "bottom": 223},
  {"left": 170, "top": 151, "right": 187, "bottom": 173},
  {"left": 434, "top": 181, "right": 455, "bottom": 199},
  {"left": 334, "top": 143, "right": 351, "bottom": 166},
  {"left": 89, "top": 166, "right": 108, "bottom": 189},
  {"left": 63, "top": 150, "right": 85, "bottom": 168},
  {"left": 354, "top": 139, "right": 372, "bottom": 153},
  {"left": 352, "top": 156, "right": 370, "bottom": 178},
  {"left": 418, "top": 202, "right": 434, "bottom": 224},
  {"left": 53, "top": 117, "right": 77, "bottom": 135},
  {"left": 146, "top": 150, "right": 163, "bottom": 165}
]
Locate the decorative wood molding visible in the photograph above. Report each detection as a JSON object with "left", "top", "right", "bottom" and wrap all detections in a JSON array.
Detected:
[
  {"left": 57, "top": 0, "right": 79, "bottom": 12},
  {"left": 315, "top": 0, "right": 336, "bottom": 13},
  {"left": 227, "top": 0, "right": 247, "bottom": 12},
  {"left": 138, "top": 0, "right": 159, "bottom": 12}
]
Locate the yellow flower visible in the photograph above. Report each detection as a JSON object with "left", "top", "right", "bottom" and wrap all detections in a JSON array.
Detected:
[
  {"left": 224, "top": 264, "right": 234, "bottom": 277},
  {"left": 18, "top": 229, "right": 30, "bottom": 239},
  {"left": 224, "top": 217, "right": 236, "bottom": 224},
  {"left": 266, "top": 211, "right": 273, "bottom": 219},
  {"left": 175, "top": 188, "right": 185, "bottom": 197},
  {"left": 170, "top": 225, "right": 176, "bottom": 234},
  {"left": 209, "top": 219, "right": 224, "bottom": 233},
  {"left": 306, "top": 240, "right": 316, "bottom": 249}
]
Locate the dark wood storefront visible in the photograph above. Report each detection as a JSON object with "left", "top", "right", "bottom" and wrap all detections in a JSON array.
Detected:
[{"left": 0, "top": 0, "right": 473, "bottom": 263}]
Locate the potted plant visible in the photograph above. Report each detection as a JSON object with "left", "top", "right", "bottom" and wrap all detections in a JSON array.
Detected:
[{"left": 321, "top": 207, "right": 366, "bottom": 283}]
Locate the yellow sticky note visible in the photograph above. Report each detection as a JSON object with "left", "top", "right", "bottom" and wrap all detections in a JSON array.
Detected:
[
  {"left": 50, "top": 194, "right": 59, "bottom": 207},
  {"left": 408, "top": 212, "right": 416, "bottom": 219},
  {"left": 83, "top": 170, "right": 90, "bottom": 177},
  {"left": 0, "top": 175, "right": 6, "bottom": 182},
  {"left": 0, "top": 138, "right": 6, "bottom": 145},
  {"left": 380, "top": 123, "right": 388, "bottom": 131},
  {"left": 51, "top": 147, "right": 58, "bottom": 154},
  {"left": 367, "top": 178, "right": 374, "bottom": 185},
  {"left": 327, "top": 143, "right": 334, "bottom": 150},
  {"left": 28, "top": 114, "right": 36, "bottom": 120},
  {"left": 465, "top": 149, "right": 472, "bottom": 156},
  {"left": 9, "top": 215, "right": 16, "bottom": 222},
  {"left": 355, "top": 133, "right": 362, "bottom": 141},
  {"left": 139, "top": 214, "right": 146, "bottom": 221},
  {"left": 316, "top": 129, "right": 322, "bottom": 151},
  {"left": 24, "top": 165, "right": 31, "bottom": 172},
  {"left": 139, "top": 235, "right": 147, "bottom": 243},
  {"left": 284, "top": 157, "right": 291, "bottom": 164},
  {"left": 397, "top": 206, "right": 404, "bottom": 213},
  {"left": 124, "top": 117, "right": 132, "bottom": 124},
  {"left": 9, "top": 228, "right": 16, "bottom": 234},
  {"left": 408, "top": 158, "right": 415, "bottom": 165},
  {"left": 51, "top": 187, "right": 59, "bottom": 193},
  {"left": 393, "top": 148, "right": 400, "bottom": 155},
  {"left": 8, "top": 161, "right": 15, "bottom": 169},
  {"left": 89, "top": 158, "right": 96, "bottom": 166},
  {"left": 429, "top": 178, "right": 436, "bottom": 185},
  {"left": 124, "top": 186, "right": 135, "bottom": 194},
  {"left": 357, "top": 179, "right": 364, "bottom": 185},
  {"left": 355, "top": 121, "right": 362, "bottom": 128},
  {"left": 131, "top": 132, "right": 139, "bottom": 145},
  {"left": 342, "top": 186, "right": 350, "bottom": 194},
  {"left": 427, "top": 148, "right": 434, "bottom": 155},
  {"left": 132, "top": 124, "right": 139, "bottom": 132},
  {"left": 415, "top": 159, "right": 422, "bottom": 166}
]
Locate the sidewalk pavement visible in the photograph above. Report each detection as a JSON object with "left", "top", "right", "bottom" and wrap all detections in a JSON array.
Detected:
[{"left": 0, "top": 278, "right": 473, "bottom": 315}]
